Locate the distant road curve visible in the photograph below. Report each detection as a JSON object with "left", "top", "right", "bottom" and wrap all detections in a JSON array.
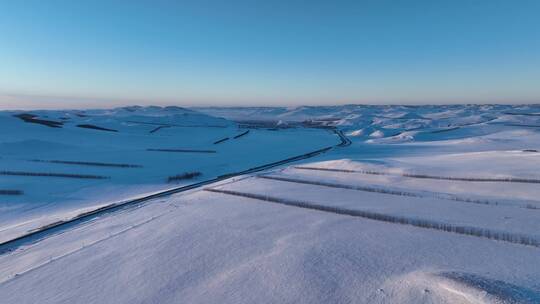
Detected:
[
  {"left": 0, "top": 128, "right": 350, "bottom": 254},
  {"left": 333, "top": 128, "right": 352, "bottom": 147}
]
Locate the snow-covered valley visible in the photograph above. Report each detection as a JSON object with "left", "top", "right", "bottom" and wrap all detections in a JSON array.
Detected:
[
  {"left": 1, "top": 105, "right": 540, "bottom": 303},
  {"left": 0, "top": 106, "right": 337, "bottom": 243}
]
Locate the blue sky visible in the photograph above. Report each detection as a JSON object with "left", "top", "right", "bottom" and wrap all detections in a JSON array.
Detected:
[{"left": 1, "top": 0, "right": 539, "bottom": 109}]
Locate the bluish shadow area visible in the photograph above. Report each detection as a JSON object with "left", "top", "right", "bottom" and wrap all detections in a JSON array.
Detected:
[{"left": 441, "top": 272, "right": 540, "bottom": 304}]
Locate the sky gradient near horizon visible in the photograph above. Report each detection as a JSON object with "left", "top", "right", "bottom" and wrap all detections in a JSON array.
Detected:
[{"left": 1, "top": 0, "right": 540, "bottom": 109}]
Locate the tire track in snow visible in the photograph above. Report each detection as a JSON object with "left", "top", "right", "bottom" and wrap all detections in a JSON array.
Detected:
[{"left": 0, "top": 210, "right": 172, "bottom": 285}]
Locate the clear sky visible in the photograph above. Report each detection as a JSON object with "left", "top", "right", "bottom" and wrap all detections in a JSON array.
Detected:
[{"left": 1, "top": 0, "right": 539, "bottom": 109}]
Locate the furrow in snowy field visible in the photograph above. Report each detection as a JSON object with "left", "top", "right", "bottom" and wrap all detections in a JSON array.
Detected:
[
  {"left": 0, "top": 199, "right": 176, "bottom": 284},
  {"left": 2, "top": 187, "right": 540, "bottom": 304},
  {"left": 209, "top": 177, "right": 540, "bottom": 241},
  {"left": 293, "top": 166, "right": 540, "bottom": 183},
  {"left": 204, "top": 187, "right": 540, "bottom": 247},
  {"left": 282, "top": 164, "right": 540, "bottom": 209},
  {"left": 258, "top": 175, "right": 511, "bottom": 208}
]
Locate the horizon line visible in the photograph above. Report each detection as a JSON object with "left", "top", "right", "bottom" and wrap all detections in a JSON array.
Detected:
[{"left": 1, "top": 92, "right": 539, "bottom": 111}]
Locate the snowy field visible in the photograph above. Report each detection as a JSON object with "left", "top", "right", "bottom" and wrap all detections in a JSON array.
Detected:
[
  {"left": 0, "top": 106, "right": 337, "bottom": 242},
  {"left": 1, "top": 105, "right": 540, "bottom": 303}
]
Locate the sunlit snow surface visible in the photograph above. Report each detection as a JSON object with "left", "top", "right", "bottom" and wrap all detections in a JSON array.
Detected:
[{"left": 1, "top": 105, "right": 540, "bottom": 303}]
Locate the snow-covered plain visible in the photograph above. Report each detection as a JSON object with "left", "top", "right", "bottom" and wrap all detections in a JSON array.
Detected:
[{"left": 1, "top": 105, "right": 540, "bottom": 303}]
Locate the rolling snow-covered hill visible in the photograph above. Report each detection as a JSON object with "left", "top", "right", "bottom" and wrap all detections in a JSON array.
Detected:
[{"left": 1, "top": 105, "right": 540, "bottom": 303}]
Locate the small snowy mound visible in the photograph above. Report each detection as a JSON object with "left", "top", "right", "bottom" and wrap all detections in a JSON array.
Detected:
[
  {"left": 376, "top": 271, "right": 536, "bottom": 304},
  {"left": 367, "top": 131, "right": 418, "bottom": 144},
  {"left": 370, "top": 130, "right": 385, "bottom": 138},
  {"left": 276, "top": 120, "right": 288, "bottom": 127},
  {"left": 346, "top": 129, "right": 364, "bottom": 137}
]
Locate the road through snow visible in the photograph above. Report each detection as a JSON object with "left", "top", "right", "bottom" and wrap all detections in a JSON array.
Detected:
[{"left": 0, "top": 129, "right": 347, "bottom": 254}]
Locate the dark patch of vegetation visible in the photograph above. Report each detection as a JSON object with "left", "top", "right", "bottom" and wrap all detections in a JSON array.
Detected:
[
  {"left": 30, "top": 159, "right": 142, "bottom": 168},
  {"left": 261, "top": 175, "right": 420, "bottom": 197},
  {"left": 167, "top": 171, "right": 201, "bottom": 183},
  {"left": 36, "top": 220, "right": 67, "bottom": 230},
  {"left": 294, "top": 166, "right": 358, "bottom": 173},
  {"left": 148, "top": 149, "right": 216, "bottom": 153},
  {"left": 505, "top": 124, "right": 540, "bottom": 128},
  {"left": 0, "top": 171, "right": 109, "bottom": 179},
  {"left": 401, "top": 173, "right": 540, "bottom": 184},
  {"left": 213, "top": 137, "right": 230, "bottom": 144},
  {"left": 233, "top": 130, "right": 250, "bottom": 139},
  {"left": 14, "top": 113, "right": 64, "bottom": 128},
  {"left": 205, "top": 188, "right": 540, "bottom": 247},
  {"left": 387, "top": 131, "right": 403, "bottom": 137},
  {"left": 504, "top": 112, "right": 540, "bottom": 116},
  {"left": 127, "top": 120, "right": 227, "bottom": 128},
  {"left": 127, "top": 120, "right": 170, "bottom": 126},
  {"left": 294, "top": 166, "right": 540, "bottom": 184},
  {"left": 0, "top": 190, "right": 23, "bottom": 195},
  {"left": 77, "top": 124, "right": 118, "bottom": 132},
  {"left": 149, "top": 125, "right": 171, "bottom": 133},
  {"left": 431, "top": 127, "right": 460, "bottom": 133},
  {"left": 259, "top": 175, "right": 498, "bottom": 206},
  {"left": 237, "top": 120, "right": 294, "bottom": 129}
]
